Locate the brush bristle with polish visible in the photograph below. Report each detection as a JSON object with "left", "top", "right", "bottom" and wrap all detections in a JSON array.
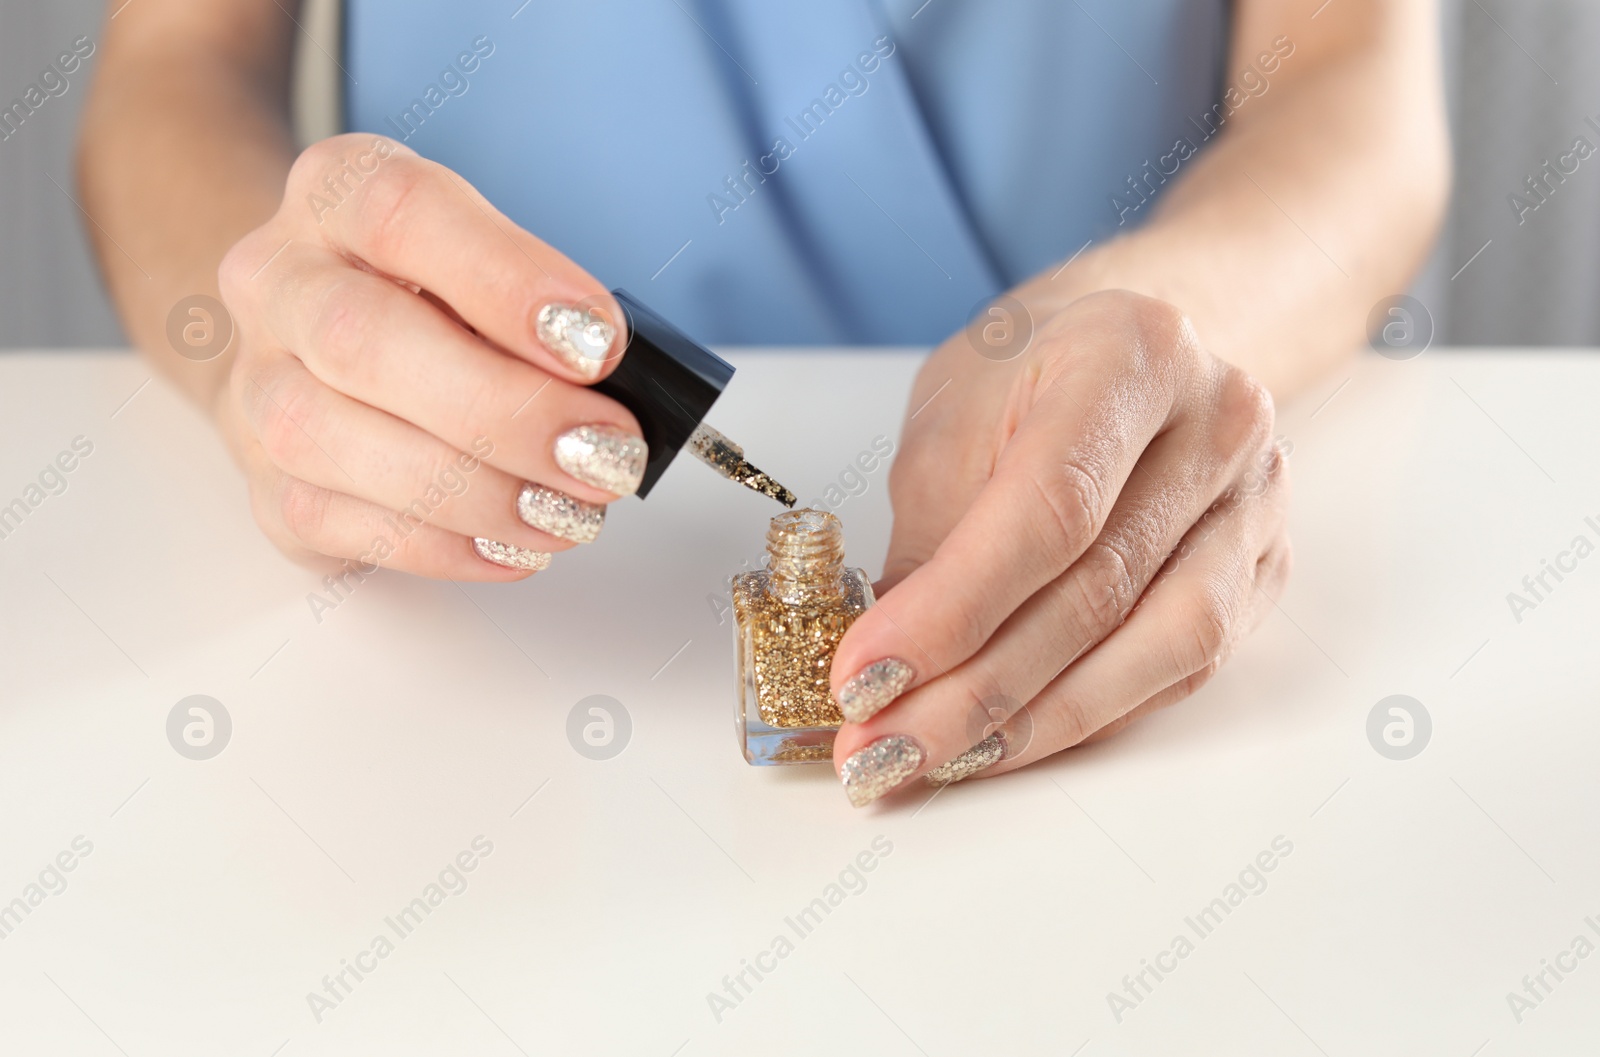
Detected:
[{"left": 687, "top": 423, "right": 797, "bottom": 507}]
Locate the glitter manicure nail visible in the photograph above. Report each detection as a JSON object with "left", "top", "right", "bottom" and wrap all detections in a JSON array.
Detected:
[
  {"left": 840, "top": 734, "right": 926, "bottom": 808},
  {"left": 836, "top": 657, "right": 916, "bottom": 723},
  {"left": 554, "top": 424, "right": 647, "bottom": 495},
  {"left": 536, "top": 302, "right": 616, "bottom": 380},
  {"left": 516, "top": 482, "right": 604, "bottom": 544},
  {"left": 472, "top": 538, "right": 552, "bottom": 572},
  {"left": 923, "top": 732, "right": 1007, "bottom": 786}
]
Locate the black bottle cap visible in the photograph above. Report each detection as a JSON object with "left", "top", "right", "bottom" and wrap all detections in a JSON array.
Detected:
[{"left": 590, "top": 288, "right": 734, "bottom": 498}]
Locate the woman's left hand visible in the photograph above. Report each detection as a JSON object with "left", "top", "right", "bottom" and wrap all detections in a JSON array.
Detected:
[{"left": 829, "top": 289, "right": 1293, "bottom": 806}]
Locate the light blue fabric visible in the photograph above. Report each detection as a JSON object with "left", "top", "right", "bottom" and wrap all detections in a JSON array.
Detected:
[{"left": 345, "top": 0, "right": 1230, "bottom": 345}]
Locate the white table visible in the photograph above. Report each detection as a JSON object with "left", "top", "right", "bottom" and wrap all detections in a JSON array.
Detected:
[{"left": 0, "top": 347, "right": 1596, "bottom": 1056}]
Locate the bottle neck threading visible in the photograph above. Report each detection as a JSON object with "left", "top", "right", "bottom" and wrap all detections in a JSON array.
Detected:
[{"left": 764, "top": 509, "right": 845, "bottom": 605}]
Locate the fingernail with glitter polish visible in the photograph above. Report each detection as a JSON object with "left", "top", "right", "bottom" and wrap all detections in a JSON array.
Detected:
[
  {"left": 837, "top": 658, "right": 915, "bottom": 723},
  {"left": 840, "top": 734, "right": 925, "bottom": 808},
  {"left": 473, "top": 537, "right": 552, "bottom": 572},
  {"left": 516, "top": 482, "right": 604, "bottom": 544},
  {"left": 536, "top": 302, "right": 616, "bottom": 380},
  {"left": 554, "top": 424, "right": 647, "bottom": 495},
  {"left": 924, "top": 732, "right": 1006, "bottom": 787}
]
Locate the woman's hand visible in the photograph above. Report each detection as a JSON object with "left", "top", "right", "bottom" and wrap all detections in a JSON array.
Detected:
[
  {"left": 214, "top": 134, "right": 645, "bottom": 578},
  {"left": 829, "top": 290, "right": 1292, "bottom": 806}
]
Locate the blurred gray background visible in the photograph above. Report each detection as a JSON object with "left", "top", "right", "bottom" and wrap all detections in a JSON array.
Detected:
[{"left": 1, "top": 0, "right": 1595, "bottom": 349}]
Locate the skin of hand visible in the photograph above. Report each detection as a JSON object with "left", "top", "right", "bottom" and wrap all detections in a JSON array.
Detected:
[
  {"left": 79, "top": 2, "right": 643, "bottom": 579},
  {"left": 828, "top": 0, "right": 1450, "bottom": 799},
  {"left": 212, "top": 134, "right": 641, "bottom": 578},
  {"left": 832, "top": 290, "right": 1291, "bottom": 787}
]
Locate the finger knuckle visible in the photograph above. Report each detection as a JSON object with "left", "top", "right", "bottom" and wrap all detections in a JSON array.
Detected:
[
  {"left": 1038, "top": 695, "right": 1095, "bottom": 750},
  {"left": 451, "top": 371, "right": 509, "bottom": 444},
  {"left": 1029, "top": 458, "right": 1103, "bottom": 566},
  {"left": 228, "top": 338, "right": 269, "bottom": 404},
  {"left": 937, "top": 593, "right": 995, "bottom": 661},
  {"left": 253, "top": 371, "right": 324, "bottom": 468},
  {"left": 1065, "top": 539, "right": 1139, "bottom": 633},
  {"left": 1228, "top": 366, "right": 1280, "bottom": 431},
  {"left": 1176, "top": 581, "right": 1235, "bottom": 674},
  {"left": 308, "top": 275, "right": 388, "bottom": 383},
  {"left": 289, "top": 134, "right": 370, "bottom": 187},
  {"left": 1127, "top": 295, "right": 1202, "bottom": 371},
  {"left": 1174, "top": 659, "right": 1221, "bottom": 699},
  {"left": 1261, "top": 445, "right": 1292, "bottom": 499},
  {"left": 291, "top": 135, "right": 349, "bottom": 173},
  {"left": 1239, "top": 435, "right": 1293, "bottom": 504},
  {"left": 1258, "top": 535, "right": 1294, "bottom": 586},
  {"left": 961, "top": 678, "right": 1020, "bottom": 728},
  {"left": 285, "top": 142, "right": 332, "bottom": 193},
  {"left": 1139, "top": 295, "right": 1193, "bottom": 343},
  {"left": 1238, "top": 370, "right": 1276, "bottom": 427},
  {"left": 277, "top": 476, "right": 336, "bottom": 547},
  {"left": 1220, "top": 367, "right": 1276, "bottom": 442},
  {"left": 356, "top": 158, "right": 430, "bottom": 256},
  {"left": 384, "top": 527, "right": 434, "bottom": 570},
  {"left": 1052, "top": 292, "right": 1204, "bottom": 385},
  {"left": 216, "top": 237, "right": 259, "bottom": 307}
]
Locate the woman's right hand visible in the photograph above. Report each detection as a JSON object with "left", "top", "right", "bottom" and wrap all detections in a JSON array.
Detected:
[{"left": 215, "top": 134, "right": 644, "bottom": 579}]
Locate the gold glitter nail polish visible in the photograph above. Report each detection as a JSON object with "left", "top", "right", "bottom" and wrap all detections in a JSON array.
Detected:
[
  {"left": 837, "top": 657, "right": 915, "bottom": 723},
  {"left": 923, "top": 732, "right": 1006, "bottom": 786},
  {"left": 472, "top": 538, "right": 552, "bottom": 572},
  {"left": 554, "top": 424, "right": 647, "bottom": 495},
  {"left": 516, "top": 482, "right": 604, "bottom": 543},
  {"left": 733, "top": 509, "right": 874, "bottom": 765},
  {"left": 687, "top": 423, "right": 797, "bottom": 507},
  {"left": 841, "top": 734, "right": 925, "bottom": 807},
  {"left": 536, "top": 302, "right": 615, "bottom": 379}
]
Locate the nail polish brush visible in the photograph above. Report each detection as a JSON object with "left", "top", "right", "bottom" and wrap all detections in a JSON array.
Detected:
[{"left": 592, "top": 289, "right": 797, "bottom": 506}]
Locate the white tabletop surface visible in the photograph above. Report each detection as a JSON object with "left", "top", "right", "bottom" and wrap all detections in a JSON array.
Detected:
[{"left": 0, "top": 346, "right": 1597, "bottom": 1055}]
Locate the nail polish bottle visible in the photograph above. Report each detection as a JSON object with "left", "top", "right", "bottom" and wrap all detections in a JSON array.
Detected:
[{"left": 733, "top": 509, "right": 874, "bottom": 765}]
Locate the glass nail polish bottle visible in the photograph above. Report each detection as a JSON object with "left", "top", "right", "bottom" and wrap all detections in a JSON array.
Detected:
[{"left": 733, "top": 509, "right": 874, "bottom": 765}]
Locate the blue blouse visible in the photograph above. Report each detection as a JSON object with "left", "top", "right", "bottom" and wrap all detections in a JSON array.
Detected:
[{"left": 346, "top": 0, "right": 1230, "bottom": 344}]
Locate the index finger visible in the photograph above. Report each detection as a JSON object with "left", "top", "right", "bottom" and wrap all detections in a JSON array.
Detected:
[
  {"left": 829, "top": 307, "right": 1188, "bottom": 723},
  {"left": 297, "top": 135, "right": 626, "bottom": 383}
]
